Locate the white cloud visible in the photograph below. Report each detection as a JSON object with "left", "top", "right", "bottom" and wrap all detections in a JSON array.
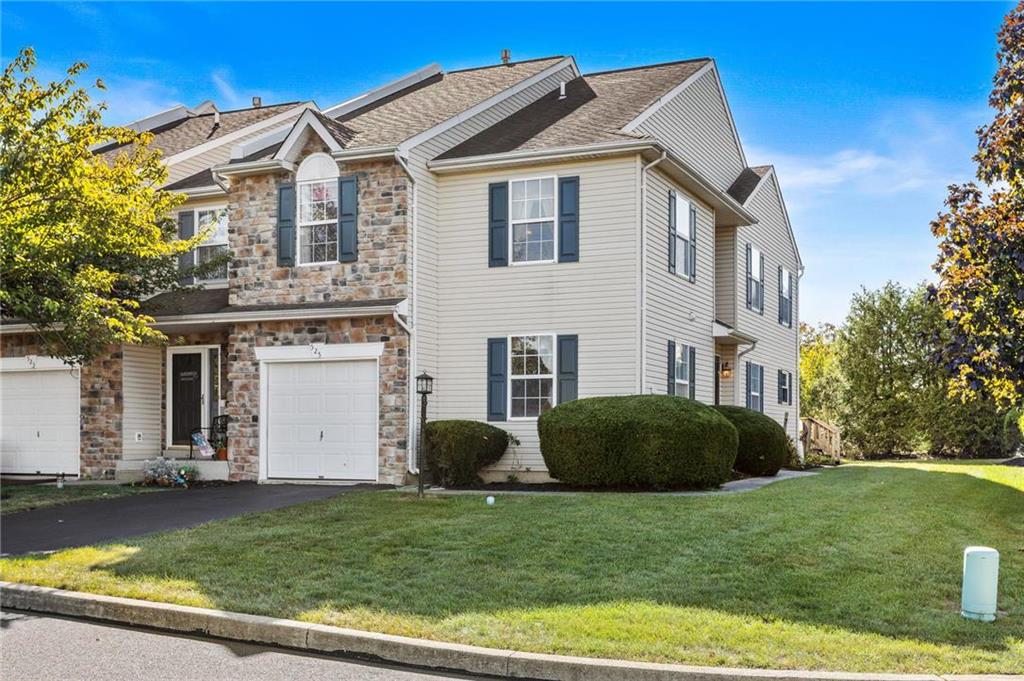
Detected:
[
  {"left": 210, "top": 68, "right": 244, "bottom": 109},
  {"left": 93, "top": 76, "right": 181, "bottom": 126}
]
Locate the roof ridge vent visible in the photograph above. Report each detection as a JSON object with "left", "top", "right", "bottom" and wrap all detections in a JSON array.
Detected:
[{"left": 558, "top": 81, "right": 567, "bottom": 99}]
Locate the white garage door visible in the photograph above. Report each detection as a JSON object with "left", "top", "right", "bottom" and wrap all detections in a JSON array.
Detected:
[
  {"left": 266, "top": 359, "right": 378, "bottom": 480},
  {"left": 0, "top": 366, "right": 80, "bottom": 475}
]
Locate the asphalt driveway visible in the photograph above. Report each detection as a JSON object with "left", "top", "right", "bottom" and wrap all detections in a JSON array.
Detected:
[{"left": 1, "top": 482, "right": 384, "bottom": 556}]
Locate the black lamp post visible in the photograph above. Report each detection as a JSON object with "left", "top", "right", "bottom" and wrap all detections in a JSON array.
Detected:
[{"left": 416, "top": 372, "right": 434, "bottom": 498}]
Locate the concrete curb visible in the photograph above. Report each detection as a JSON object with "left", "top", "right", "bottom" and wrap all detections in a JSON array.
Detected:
[{"left": 0, "top": 583, "right": 1014, "bottom": 681}]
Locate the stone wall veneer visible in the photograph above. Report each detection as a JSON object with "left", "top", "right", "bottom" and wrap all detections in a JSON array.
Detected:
[{"left": 226, "top": 317, "right": 409, "bottom": 484}]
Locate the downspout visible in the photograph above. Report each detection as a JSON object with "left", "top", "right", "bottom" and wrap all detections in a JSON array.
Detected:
[
  {"left": 394, "top": 151, "right": 419, "bottom": 474},
  {"left": 638, "top": 151, "right": 667, "bottom": 394}
]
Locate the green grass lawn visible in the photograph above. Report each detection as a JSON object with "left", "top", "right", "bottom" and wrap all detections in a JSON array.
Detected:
[
  {"left": 1, "top": 483, "right": 161, "bottom": 514},
  {"left": 2, "top": 462, "right": 1021, "bottom": 673}
]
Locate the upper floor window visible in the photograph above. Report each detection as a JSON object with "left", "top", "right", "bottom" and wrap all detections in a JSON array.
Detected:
[
  {"left": 670, "top": 192, "right": 697, "bottom": 280},
  {"left": 510, "top": 177, "right": 556, "bottom": 264},
  {"left": 296, "top": 153, "right": 340, "bottom": 265},
  {"left": 510, "top": 334, "right": 555, "bottom": 417},
  {"left": 746, "top": 245, "right": 764, "bottom": 313},
  {"left": 778, "top": 266, "right": 793, "bottom": 327},
  {"left": 195, "top": 208, "right": 228, "bottom": 281}
]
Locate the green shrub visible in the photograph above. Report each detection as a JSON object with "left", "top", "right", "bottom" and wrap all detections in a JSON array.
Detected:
[
  {"left": 424, "top": 420, "right": 514, "bottom": 487},
  {"left": 713, "top": 406, "right": 789, "bottom": 476},
  {"left": 537, "top": 395, "right": 738, "bottom": 489},
  {"left": 1003, "top": 409, "right": 1023, "bottom": 456}
]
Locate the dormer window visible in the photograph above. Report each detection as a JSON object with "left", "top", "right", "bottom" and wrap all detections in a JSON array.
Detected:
[{"left": 296, "top": 153, "right": 340, "bottom": 265}]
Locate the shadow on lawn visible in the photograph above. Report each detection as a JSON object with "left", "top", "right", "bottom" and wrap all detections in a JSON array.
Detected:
[{"left": 17, "top": 465, "right": 1024, "bottom": 660}]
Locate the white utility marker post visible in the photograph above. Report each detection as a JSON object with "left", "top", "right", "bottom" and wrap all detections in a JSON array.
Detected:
[{"left": 961, "top": 546, "right": 999, "bottom": 622}]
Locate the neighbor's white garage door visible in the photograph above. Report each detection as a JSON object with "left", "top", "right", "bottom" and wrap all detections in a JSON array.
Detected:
[
  {"left": 266, "top": 359, "right": 378, "bottom": 480},
  {"left": 0, "top": 366, "right": 80, "bottom": 475}
]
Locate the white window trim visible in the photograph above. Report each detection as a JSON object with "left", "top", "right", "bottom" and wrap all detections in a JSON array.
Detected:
[
  {"left": 165, "top": 345, "right": 221, "bottom": 449},
  {"left": 296, "top": 177, "right": 340, "bottom": 267},
  {"left": 749, "top": 246, "right": 764, "bottom": 313},
  {"left": 507, "top": 333, "right": 557, "bottom": 421},
  {"left": 780, "top": 266, "right": 793, "bottom": 325},
  {"left": 674, "top": 342, "right": 692, "bottom": 395},
  {"left": 508, "top": 175, "right": 558, "bottom": 267},
  {"left": 748, "top": 362, "right": 763, "bottom": 413},
  {"left": 254, "top": 342, "right": 382, "bottom": 483},
  {"left": 779, "top": 370, "right": 793, "bottom": 405},
  {"left": 674, "top": 194, "right": 694, "bottom": 279},
  {"left": 177, "top": 205, "right": 229, "bottom": 285}
]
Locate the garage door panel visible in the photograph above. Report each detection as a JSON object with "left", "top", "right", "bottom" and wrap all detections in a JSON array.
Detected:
[
  {"left": 1, "top": 368, "right": 80, "bottom": 475},
  {"left": 266, "top": 359, "right": 378, "bottom": 481}
]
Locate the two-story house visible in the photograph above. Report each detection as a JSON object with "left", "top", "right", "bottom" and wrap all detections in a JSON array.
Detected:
[{"left": 0, "top": 54, "right": 802, "bottom": 484}]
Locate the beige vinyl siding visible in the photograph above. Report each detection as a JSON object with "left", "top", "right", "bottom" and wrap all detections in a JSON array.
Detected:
[
  {"left": 733, "top": 173, "right": 801, "bottom": 442},
  {"left": 715, "top": 226, "right": 737, "bottom": 326},
  {"left": 434, "top": 155, "right": 640, "bottom": 473},
  {"left": 717, "top": 344, "right": 737, "bottom": 406},
  {"left": 635, "top": 68, "right": 745, "bottom": 191},
  {"left": 643, "top": 169, "right": 717, "bottom": 403},
  {"left": 122, "top": 344, "right": 162, "bottom": 460},
  {"left": 408, "top": 63, "right": 579, "bottom": 427},
  {"left": 166, "top": 110, "right": 305, "bottom": 186}
]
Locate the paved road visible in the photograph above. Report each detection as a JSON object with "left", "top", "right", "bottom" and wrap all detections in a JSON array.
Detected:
[
  {"left": 1, "top": 483, "right": 385, "bottom": 555},
  {"left": 0, "top": 610, "right": 489, "bottom": 681}
]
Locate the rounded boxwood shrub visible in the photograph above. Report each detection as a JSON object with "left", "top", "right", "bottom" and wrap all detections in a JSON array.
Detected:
[
  {"left": 538, "top": 395, "right": 738, "bottom": 489},
  {"left": 712, "top": 406, "right": 789, "bottom": 476},
  {"left": 424, "top": 420, "right": 514, "bottom": 487}
]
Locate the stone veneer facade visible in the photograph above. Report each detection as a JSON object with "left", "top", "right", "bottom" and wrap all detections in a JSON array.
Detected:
[
  {"left": 226, "top": 316, "right": 409, "bottom": 484},
  {"left": 1, "top": 333, "right": 123, "bottom": 479}
]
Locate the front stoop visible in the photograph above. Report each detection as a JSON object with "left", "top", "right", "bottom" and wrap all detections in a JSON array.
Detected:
[
  {"left": 1, "top": 583, "right": 1007, "bottom": 681},
  {"left": 114, "top": 459, "right": 230, "bottom": 483}
]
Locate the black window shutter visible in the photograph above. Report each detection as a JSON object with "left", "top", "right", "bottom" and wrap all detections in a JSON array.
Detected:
[
  {"left": 745, "top": 361, "right": 752, "bottom": 409},
  {"left": 338, "top": 176, "right": 358, "bottom": 263},
  {"left": 558, "top": 176, "right": 579, "bottom": 263},
  {"left": 778, "top": 369, "right": 785, "bottom": 403},
  {"left": 667, "top": 191, "right": 677, "bottom": 274},
  {"left": 759, "top": 365, "right": 766, "bottom": 411},
  {"left": 688, "top": 345, "right": 696, "bottom": 400},
  {"left": 488, "top": 182, "right": 508, "bottom": 267},
  {"left": 688, "top": 205, "right": 697, "bottom": 282},
  {"left": 758, "top": 252, "right": 765, "bottom": 315},
  {"left": 667, "top": 340, "right": 676, "bottom": 395},
  {"left": 557, "top": 335, "right": 578, "bottom": 403},
  {"left": 789, "top": 372, "right": 794, "bottom": 405},
  {"left": 745, "top": 243, "right": 752, "bottom": 309},
  {"left": 277, "top": 185, "right": 295, "bottom": 267},
  {"left": 178, "top": 210, "right": 196, "bottom": 285},
  {"left": 487, "top": 338, "right": 507, "bottom": 421}
]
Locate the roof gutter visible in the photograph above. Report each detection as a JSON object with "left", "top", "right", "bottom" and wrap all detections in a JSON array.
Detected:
[
  {"left": 151, "top": 304, "right": 398, "bottom": 328},
  {"left": 428, "top": 139, "right": 655, "bottom": 173},
  {"left": 331, "top": 145, "right": 397, "bottom": 162},
  {"left": 212, "top": 158, "right": 295, "bottom": 178}
]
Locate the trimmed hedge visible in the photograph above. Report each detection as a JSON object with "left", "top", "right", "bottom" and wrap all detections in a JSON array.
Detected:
[
  {"left": 424, "top": 420, "right": 513, "bottom": 487},
  {"left": 713, "top": 406, "right": 789, "bottom": 476},
  {"left": 538, "top": 395, "right": 738, "bottom": 489}
]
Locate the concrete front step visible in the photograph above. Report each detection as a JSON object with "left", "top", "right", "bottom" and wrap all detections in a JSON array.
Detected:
[{"left": 115, "top": 459, "right": 230, "bottom": 483}]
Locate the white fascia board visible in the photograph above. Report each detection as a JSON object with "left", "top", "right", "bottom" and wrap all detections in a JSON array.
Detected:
[
  {"left": 231, "top": 124, "right": 293, "bottom": 160},
  {"left": 621, "top": 60, "right": 748, "bottom": 169},
  {"left": 427, "top": 139, "right": 657, "bottom": 173},
  {"left": 152, "top": 304, "right": 398, "bottom": 328},
  {"left": 396, "top": 57, "right": 580, "bottom": 156},
  {"left": 88, "top": 104, "right": 190, "bottom": 151},
  {"left": 323, "top": 63, "right": 443, "bottom": 119},
  {"left": 169, "top": 185, "right": 227, "bottom": 199},
  {"left": 272, "top": 109, "right": 343, "bottom": 162},
  {"left": 330, "top": 145, "right": 397, "bottom": 162},
  {"left": 621, "top": 61, "right": 713, "bottom": 133},
  {"left": 213, "top": 158, "right": 295, "bottom": 178},
  {"left": 162, "top": 103, "right": 313, "bottom": 168}
]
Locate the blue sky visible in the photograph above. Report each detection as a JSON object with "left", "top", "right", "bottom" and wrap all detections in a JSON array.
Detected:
[{"left": 2, "top": 2, "right": 1012, "bottom": 324}]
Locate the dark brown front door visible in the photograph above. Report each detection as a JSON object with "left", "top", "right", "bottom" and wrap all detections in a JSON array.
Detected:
[{"left": 171, "top": 353, "right": 202, "bottom": 445}]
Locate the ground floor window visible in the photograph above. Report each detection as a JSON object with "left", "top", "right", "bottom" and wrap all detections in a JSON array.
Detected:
[
  {"left": 746, "top": 362, "right": 764, "bottom": 413},
  {"left": 509, "top": 334, "right": 555, "bottom": 417},
  {"left": 778, "top": 369, "right": 793, "bottom": 405}
]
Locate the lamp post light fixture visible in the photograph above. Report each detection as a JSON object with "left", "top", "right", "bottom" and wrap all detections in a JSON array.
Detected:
[{"left": 416, "top": 372, "right": 434, "bottom": 498}]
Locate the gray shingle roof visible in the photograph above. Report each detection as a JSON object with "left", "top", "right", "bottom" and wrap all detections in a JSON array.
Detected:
[
  {"left": 97, "top": 102, "right": 301, "bottom": 161},
  {"left": 727, "top": 166, "right": 772, "bottom": 204},
  {"left": 164, "top": 168, "right": 216, "bottom": 191},
  {"left": 435, "top": 59, "right": 710, "bottom": 160}
]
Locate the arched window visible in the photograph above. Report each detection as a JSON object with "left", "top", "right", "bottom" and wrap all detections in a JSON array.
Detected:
[{"left": 295, "top": 152, "right": 339, "bottom": 264}]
